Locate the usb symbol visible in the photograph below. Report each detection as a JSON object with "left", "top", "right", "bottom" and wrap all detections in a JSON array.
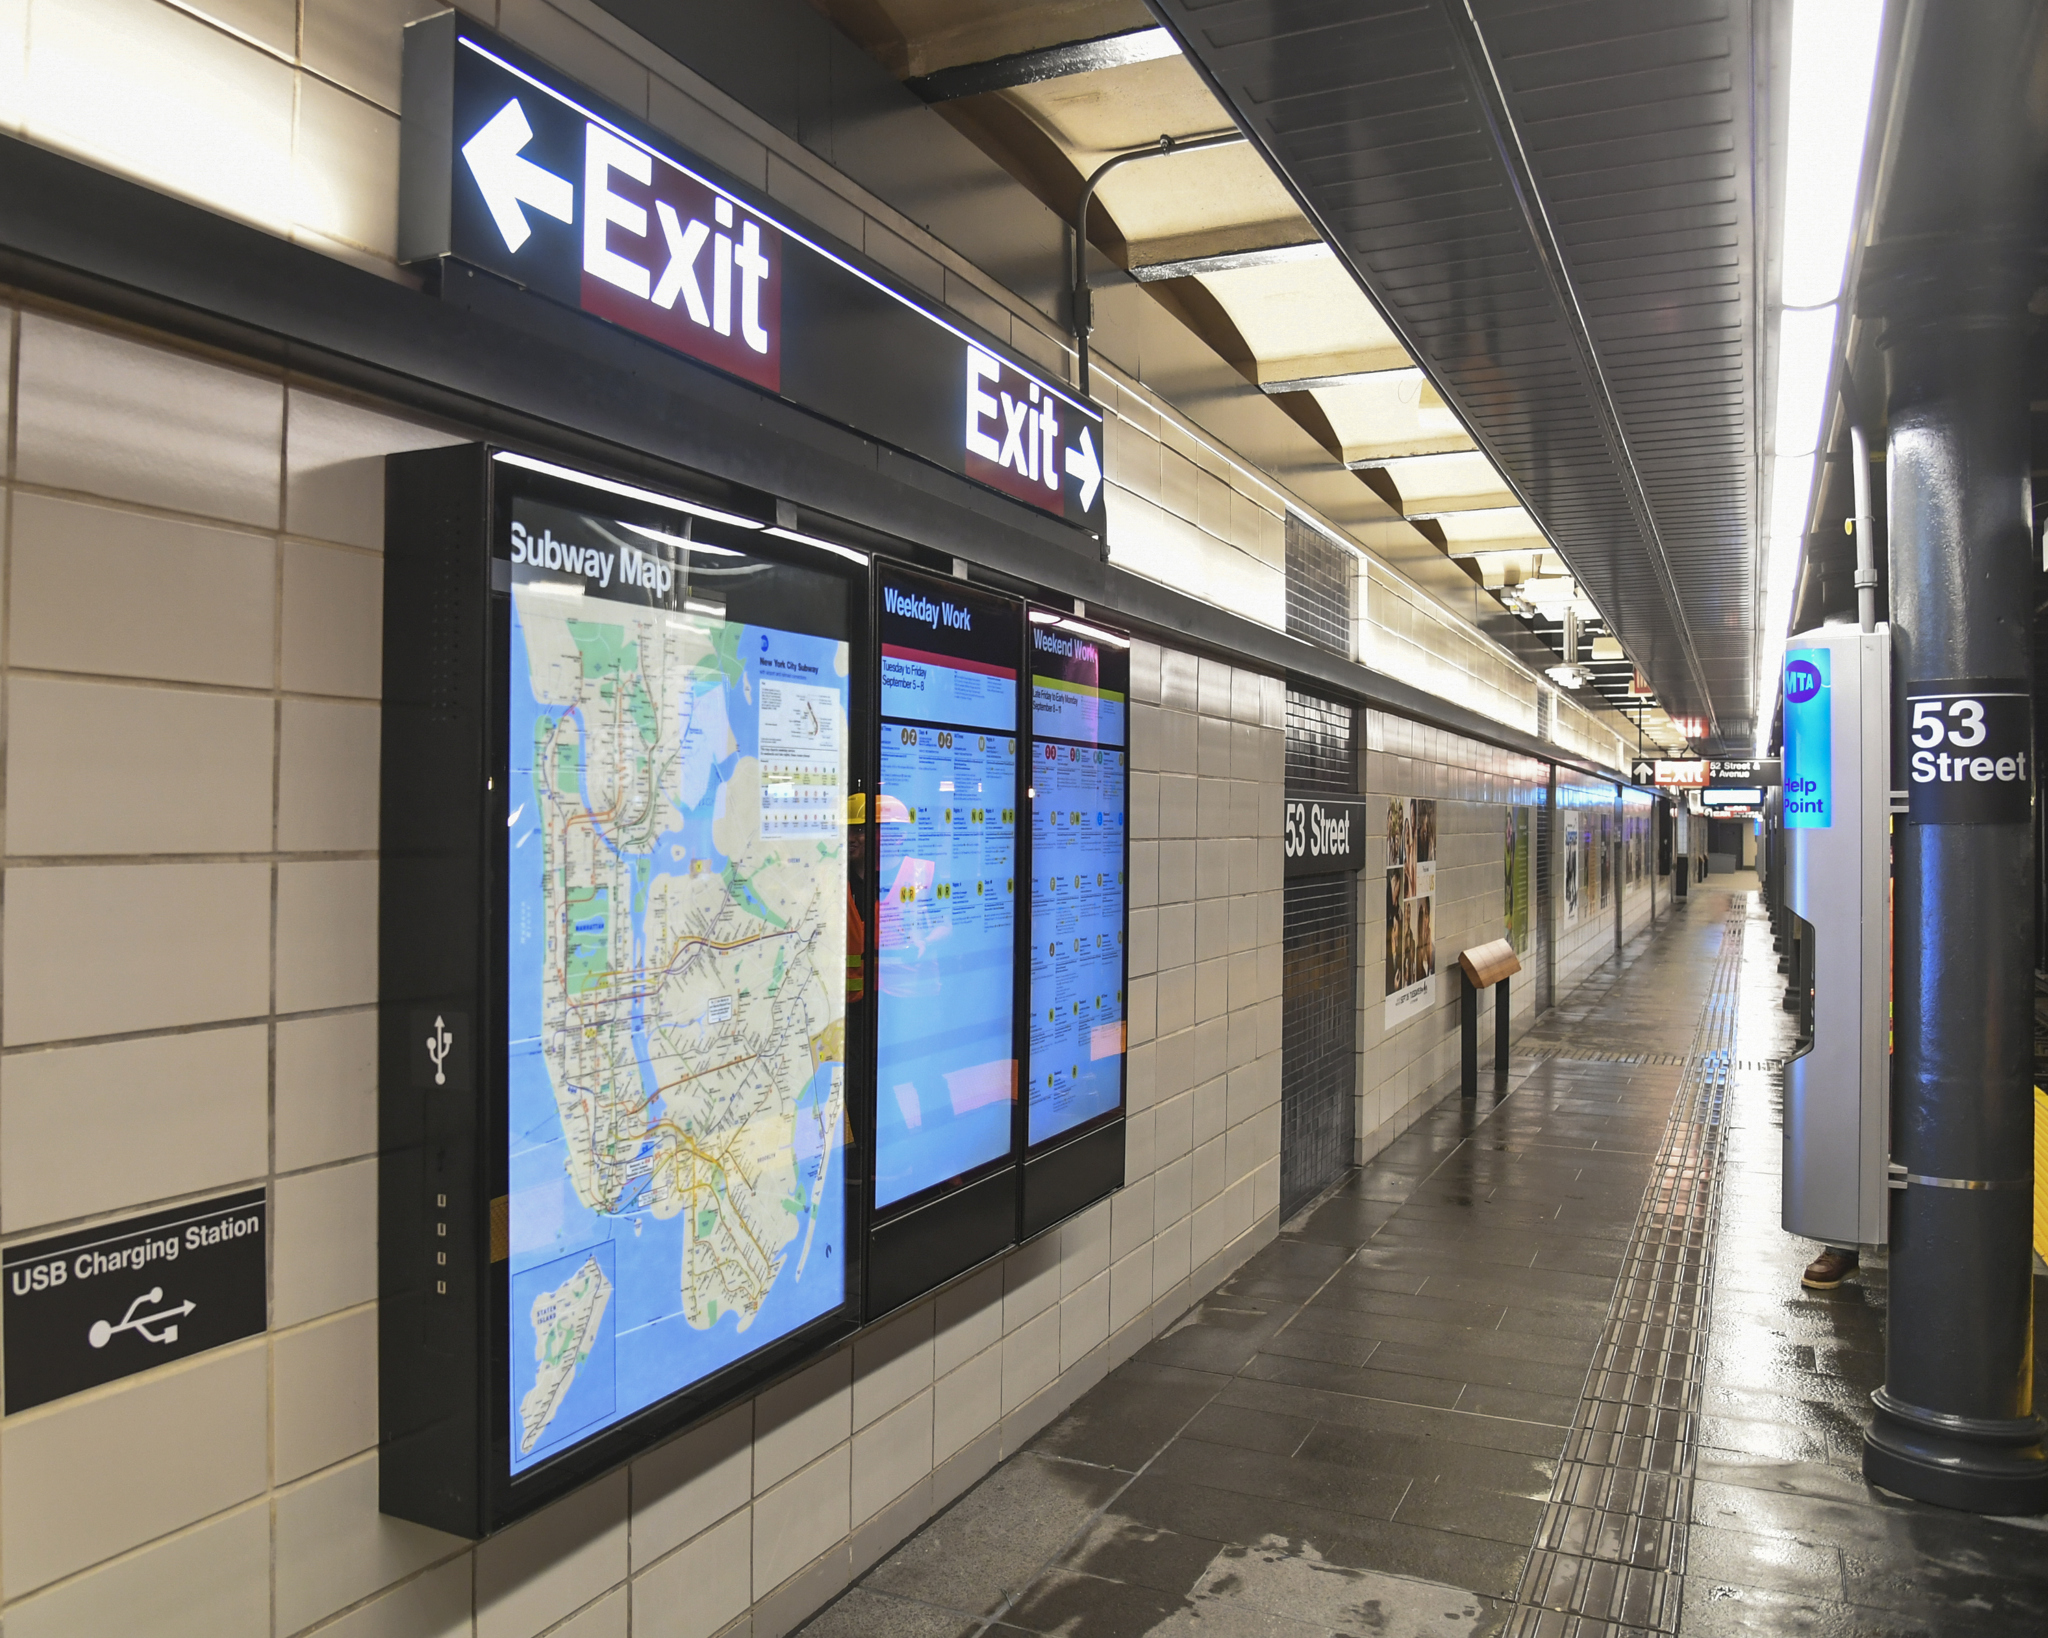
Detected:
[{"left": 427, "top": 1016, "right": 453, "bottom": 1087}]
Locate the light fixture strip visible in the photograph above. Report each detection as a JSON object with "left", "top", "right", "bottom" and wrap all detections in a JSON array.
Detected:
[
  {"left": 492, "top": 451, "right": 765, "bottom": 530},
  {"left": 1755, "top": 0, "right": 1887, "bottom": 750}
]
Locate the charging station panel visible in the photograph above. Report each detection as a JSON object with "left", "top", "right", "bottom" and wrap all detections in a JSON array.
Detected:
[{"left": 1781, "top": 627, "right": 1890, "bottom": 1247}]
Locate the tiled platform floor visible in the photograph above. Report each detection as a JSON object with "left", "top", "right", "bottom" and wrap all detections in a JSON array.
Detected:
[{"left": 799, "top": 891, "right": 2048, "bottom": 1637}]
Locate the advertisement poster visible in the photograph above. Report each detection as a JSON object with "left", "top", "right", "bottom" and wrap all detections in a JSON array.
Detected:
[
  {"left": 1599, "top": 812, "right": 1612, "bottom": 908},
  {"left": 1563, "top": 818, "right": 1581, "bottom": 922},
  {"left": 1385, "top": 797, "right": 1437, "bottom": 1029},
  {"left": 1506, "top": 806, "right": 1532, "bottom": 953}
]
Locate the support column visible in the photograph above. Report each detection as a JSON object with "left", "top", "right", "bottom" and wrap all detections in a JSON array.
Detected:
[{"left": 1863, "top": 236, "right": 2048, "bottom": 1512}]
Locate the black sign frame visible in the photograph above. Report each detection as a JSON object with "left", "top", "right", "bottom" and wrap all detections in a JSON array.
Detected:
[
  {"left": 3, "top": 1189, "right": 266, "bottom": 1413},
  {"left": 1902, "top": 679, "right": 2032, "bottom": 826},
  {"left": 1282, "top": 795, "right": 1370, "bottom": 876},
  {"left": 864, "top": 562, "right": 1027, "bottom": 1314},
  {"left": 380, "top": 444, "right": 874, "bottom": 1538},
  {"left": 1020, "top": 606, "right": 1130, "bottom": 1240},
  {"left": 399, "top": 13, "right": 1107, "bottom": 544}
]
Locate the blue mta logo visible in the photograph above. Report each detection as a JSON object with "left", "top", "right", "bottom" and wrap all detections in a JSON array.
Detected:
[{"left": 1785, "top": 660, "right": 1823, "bottom": 704}]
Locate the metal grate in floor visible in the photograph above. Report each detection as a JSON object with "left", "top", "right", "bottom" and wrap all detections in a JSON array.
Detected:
[{"left": 1506, "top": 902, "right": 1748, "bottom": 1637}]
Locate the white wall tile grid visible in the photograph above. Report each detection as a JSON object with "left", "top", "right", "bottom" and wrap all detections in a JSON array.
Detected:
[
  {"left": 0, "top": 303, "right": 1291, "bottom": 1636},
  {"left": 1554, "top": 769, "right": 1630, "bottom": 1001},
  {"left": 1352, "top": 711, "right": 1552, "bottom": 1163}
]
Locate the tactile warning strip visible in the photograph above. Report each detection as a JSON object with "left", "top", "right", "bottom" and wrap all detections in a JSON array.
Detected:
[
  {"left": 1505, "top": 903, "right": 1747, "bottom": 1638},
  {"left": 1522, "top": 1046, "right": 1782, "bottom": 1073}
]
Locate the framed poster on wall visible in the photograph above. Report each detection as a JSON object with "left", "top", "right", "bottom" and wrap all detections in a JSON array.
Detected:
[
  {"left": 379, "top": 446, "right": 869, "bottom": 1536},
  {"left": 865, "top": 566, "right": 1024, "bottom": 1311},
  {"left": 1384, "top": 797, "right": 1438, "bottom": 1029},
  {"left": 1022, "top": 609, "right": 1129, "bottom": 1236}
]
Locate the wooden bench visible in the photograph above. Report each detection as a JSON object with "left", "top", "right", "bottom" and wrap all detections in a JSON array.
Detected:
[{"left": 1458, "top": 938, "right": 1523, "bottom": 1094}]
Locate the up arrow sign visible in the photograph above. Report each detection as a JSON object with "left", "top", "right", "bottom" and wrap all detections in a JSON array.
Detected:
[
  {"left": 1064, "top": 427, "right": 1102, "bottom": 511},
  {"left": 462, "top": 98, "right": 574, "bottom": 253}
]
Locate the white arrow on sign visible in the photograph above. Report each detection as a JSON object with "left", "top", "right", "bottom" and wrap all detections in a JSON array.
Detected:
[
  {"left": 1064, "top": 427, "right": 1102, "bottom": 510},
  {"left": 462, "top": 99, "right": 575, "bottom": 253}
]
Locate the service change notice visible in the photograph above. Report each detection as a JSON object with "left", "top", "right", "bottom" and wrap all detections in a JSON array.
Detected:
[
  {"left": 873, "top": 574, "right": 1021, "bottom": 1209},
  {"left": 504, "top": 497, "right": 850, "bottom": 1476},
  {"left": 1027, "top": 617, "right": 1128, "bottom": 1146}
]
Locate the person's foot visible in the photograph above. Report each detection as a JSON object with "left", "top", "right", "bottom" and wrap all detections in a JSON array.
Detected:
[{"left": 1801, "top": 1247, "right": 1859, "bottom": 1290}]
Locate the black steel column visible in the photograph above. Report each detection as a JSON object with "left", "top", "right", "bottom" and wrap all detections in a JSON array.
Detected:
[{"left": 1864, "top": 235, "right": 2048, "bottom": 1512}]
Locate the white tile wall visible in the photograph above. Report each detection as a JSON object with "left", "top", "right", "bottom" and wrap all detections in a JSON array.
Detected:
[
  {"left": 0, "top": 1, "right": 1649, "bottom": 1623},
  {"left": 0, "top": 306, "right": 1287, "bottom": 1637},
  {"left": 1354, "top": 712, "right": 1554, "bottom": 1158}
]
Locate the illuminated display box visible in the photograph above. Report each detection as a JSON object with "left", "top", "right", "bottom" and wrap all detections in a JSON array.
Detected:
[{"left": 379, "top": 447, "right": 870, "bottom": 1534}]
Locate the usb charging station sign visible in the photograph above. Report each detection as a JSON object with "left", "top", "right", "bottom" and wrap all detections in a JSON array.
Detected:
[
  {"left": 3, "top": 1190, "right": 267, "bottom": 1412},
  {"left": 400, "top": 14, "right": 1105, "bottom": 539},
  {"left": 1904, "top": 680, "right": 2031, "bottom": 825}
]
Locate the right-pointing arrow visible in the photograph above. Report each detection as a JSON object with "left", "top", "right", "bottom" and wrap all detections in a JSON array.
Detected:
[
  {"left": 1064, "top": 427, "right": 1102, "bottom": 510},
  {"left": 462, "top": 99, "right": 574, "bottom": 253}
]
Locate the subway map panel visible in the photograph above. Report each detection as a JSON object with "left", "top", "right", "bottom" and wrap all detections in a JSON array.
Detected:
[{"left": 504, "top": 501, "right": 849, "bottom": 1475}]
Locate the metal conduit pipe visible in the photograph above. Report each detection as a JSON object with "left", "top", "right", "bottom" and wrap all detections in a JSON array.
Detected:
[
  {"left": 1070, "top": 130, "right": 1245, "bottom": 396},
  {"left": 1850, "top": 420, "right": 1879, "bottom": 633}
]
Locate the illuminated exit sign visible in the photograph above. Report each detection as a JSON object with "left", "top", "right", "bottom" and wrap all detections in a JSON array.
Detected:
[{"left": 399, "top": 13, "right": 1106, "bottom": 539}]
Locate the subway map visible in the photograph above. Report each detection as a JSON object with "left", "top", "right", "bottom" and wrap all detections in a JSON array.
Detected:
[{"left": 505, "top": 526, "right": 848, "bottom": 1473}]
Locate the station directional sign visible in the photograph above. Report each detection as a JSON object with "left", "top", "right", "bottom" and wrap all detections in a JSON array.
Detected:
[{"left": 400, "top": 12, "right": 1108, "bottom": 540}]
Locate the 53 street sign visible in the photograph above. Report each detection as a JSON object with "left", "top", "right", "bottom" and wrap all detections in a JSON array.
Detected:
[
  {"left": 1903, "top": 680, "right": 2031, "bottom": 825},
  {"left": 400, "top": 14, "right": 1106, "bottom": 539},
  {"left": 1283, "top": 796, "right": 1368, "bottom": 876}
]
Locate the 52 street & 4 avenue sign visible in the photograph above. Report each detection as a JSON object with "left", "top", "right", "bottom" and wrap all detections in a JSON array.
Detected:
[{"left": 400, "top": 14, "right": 1106, "bottom": 539}]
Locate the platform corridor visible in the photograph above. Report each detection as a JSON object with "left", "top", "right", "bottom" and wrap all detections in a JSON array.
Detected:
[{"left": 801, "top": 889, "right": 2048, "bottom": 1637}]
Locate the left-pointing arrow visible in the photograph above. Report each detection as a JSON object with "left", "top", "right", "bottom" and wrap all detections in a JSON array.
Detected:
[{"left": 462, "top": 99, "right": 575, "bottom": 253}]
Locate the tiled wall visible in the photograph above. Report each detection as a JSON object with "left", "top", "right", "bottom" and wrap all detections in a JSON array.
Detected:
[
  {"left": 1103, "top": 394, "right": 1287, "bottom": 634},
  {"left": 1621, "top": 791, "right": 1657, "bottom": 947},
  {"left": 1353, "top": 713, "right": 1552, "bottom": 1163},
  {"left": 1554, "top": 772, "right": 1626, "bottom": 1003},
  {"left": 1360, "top": 561, "right": 1540, "bottom": 738},
  {"left": 0, "top": 303, "right": 1287, "bottom": 1637}
]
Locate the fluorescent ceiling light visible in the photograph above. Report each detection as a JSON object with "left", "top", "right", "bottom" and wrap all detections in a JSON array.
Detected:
[
  {"left": 1755, "top": 0, "right": 1886, "bottom": 750},
  {"left": 492, "top": 452, "right": 765, "bottom": 530},
  {"left": 764, "top": 525, "right": 869, "bottom": 564},
  {"left": 1771, "top": 304, "right": 1840, "bottom": 462},
  {"left": 1780, "top": 0, "right": 1886, "bottom": 307},
  {"left": 619, "top": 522, "right": 744, "bottom": 558}
]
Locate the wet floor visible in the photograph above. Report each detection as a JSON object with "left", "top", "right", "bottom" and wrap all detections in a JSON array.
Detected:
[{"left": 799, "top": 889, "right": 2048, "bottom": 1638}]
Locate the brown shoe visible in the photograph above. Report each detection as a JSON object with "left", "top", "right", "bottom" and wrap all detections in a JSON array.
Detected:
[{"left": 1801, "top": 1247, "right": 1859, "bottom": 1290}]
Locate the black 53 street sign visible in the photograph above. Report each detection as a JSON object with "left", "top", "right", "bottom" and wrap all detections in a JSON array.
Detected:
[
  {"left": 399, "top": 13, "right": 1106, "bottom": 540},
  {"left": 1903, "top": 679, "right": 2031, "bottom": 825},
  {"left": 1284, "top": 797, "right": 1369, "bottom": 876}
]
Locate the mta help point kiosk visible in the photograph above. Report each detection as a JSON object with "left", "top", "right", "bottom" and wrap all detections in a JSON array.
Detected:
[{"left": 1780, "top": 627, "right": 1891, "bottom": 1248}]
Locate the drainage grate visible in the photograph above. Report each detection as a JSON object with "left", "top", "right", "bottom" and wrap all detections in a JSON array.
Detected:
[{"left": 1506, "top": 901, "right": 1748, "bottom": 1637}]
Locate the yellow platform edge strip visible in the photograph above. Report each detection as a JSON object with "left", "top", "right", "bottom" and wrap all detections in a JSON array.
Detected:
[{"left": 2035, "top": 1086, "right": 2048, "bottom": 1264}]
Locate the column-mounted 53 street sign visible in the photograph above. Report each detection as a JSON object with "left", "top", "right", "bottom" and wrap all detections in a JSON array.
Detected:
[{"left": 399, "top": 13, "right": 1107, "bottom": 540}]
